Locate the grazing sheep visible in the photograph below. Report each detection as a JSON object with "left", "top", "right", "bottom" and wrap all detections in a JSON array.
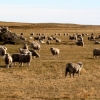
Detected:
[
  {"left": 29, "top": 50, "right": 40, "bottom": 58},
  {"left": 55, "top": 38, "right": 61, "bottom": 43},
  {"left": 91, "top": 33, "right": 94, "bottom": 35},
  {"left": 82, "top": 33, "right": 85, "bottom": 37},
  {"left": 46, "top": 40, "right": 50, "bottom": 44},
  {"left": 20, "top": 35, "right": 26, "bottom": 41},
  {"left": 20, "top": 33, "right": 24, "bottom": 35},
  {"left": 64, "top": 33, "right": 66, "bottom": 36},
  {"left": 19, "top": 52, "right": 32, "bottom": 66},
  {"left": 85, "top": 33, "right": 88, "bottom": 36},
  {"left": 65, "top": 62, "right": 83, "bottom": 77},
  {"left": 50, "top": 47, "right": 60, "bottom": 57},
  {"left": 29, "top": 36, "right": 33, "bottom": 40},
  {"left": 55, "top": 33, "right": 57, "bottom": 35},
  {"left": 93, "top": 48, "right": 100, "bottom": 58},
  {"left": 11, "top": 53, "right": 20, "bottom": 65},
  {"left": 30, "top": 33, "right": 34, "bottom": 36},
  {"left": 0, "top": 46, "right": 7, "bottom": 57},
  {"left": 19, "top": 48, "right": 30, "bottom": 54},
  {"left": 58, "top": 33, "right": 61, "bottom": 36},
  {"left": 22, "top": 43, "right": 28, "bottom": 50},
  {"left": 88, "top": 35, "right": 95, "bottom": 41},
  {"left": 48, "top": 36, "right": 53, "bottom": 40},
  {"left": 4, "top": 53, "right": 12, "bottom": 68},
  {"left": 94, "top": 41, "right": 100, "bottom": 44},
  {"left": 41, "top": 35, "right": 47, "bottom": 40},
  {"left": 76, "top": 41, "right": 84, "bottom": 47},
  {"left": 30, "top": 41, "right": 40, "bottom": 52},
  {"left": 77, "top": 35, "right": 83, "bottom": 41},
  {"left": 69, "top": 35, "right": 77, "bottom": 40},
  {"left": 34, "top": 36, "right": 40, "bottom": 40},
  {"left": 39, "top": 40, "right": 45, "bottom": 44}
]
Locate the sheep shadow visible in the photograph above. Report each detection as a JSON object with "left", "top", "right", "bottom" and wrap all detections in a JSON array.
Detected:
[
  {"left": 87, "top": 57, "right": 100, "bottom": 60},
  {"left": 87, "top": 57, "right": 93, "bottom": 59},
  {"left": 0, "top": 65, "right": 6, "bottom": 68}
]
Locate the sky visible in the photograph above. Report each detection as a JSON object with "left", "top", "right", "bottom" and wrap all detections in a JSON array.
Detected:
[{"left": 0, "top": 0, "right": 100, "bottom": 25}]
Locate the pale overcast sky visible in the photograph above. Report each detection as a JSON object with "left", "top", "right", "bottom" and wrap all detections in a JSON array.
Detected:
[{"left": 0, "top": 0, "right": 100, "bottom": 25}]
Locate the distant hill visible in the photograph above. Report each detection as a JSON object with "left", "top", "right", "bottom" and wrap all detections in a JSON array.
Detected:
[{"left": 0, "top": 21, "right": 100, "bottom": 29}]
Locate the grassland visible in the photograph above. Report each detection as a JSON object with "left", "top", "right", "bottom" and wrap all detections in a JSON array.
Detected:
[{"left": 0, "top": 21, "right": 100, "bottom": 100}]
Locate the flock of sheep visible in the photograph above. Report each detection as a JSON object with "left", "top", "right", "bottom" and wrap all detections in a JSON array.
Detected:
[{"left": 0, "top": 30, "right": 100, "bottom": 78}]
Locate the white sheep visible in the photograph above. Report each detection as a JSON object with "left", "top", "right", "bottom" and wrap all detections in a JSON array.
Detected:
[
  {"left": 4, "top": 53, "right": 12, "bottom": 68},
  {"left": 0, "top": 46, "right": 7, "bottom": 58},
  {"left": 50, "top": 47, "right": 60, "bottom": 57},
  {"left": 65, "top": 62, "right": 83, "bottom": 77},
  {"left": 19, "top": 48, "right": 30, "bottom": 54},
  {"left": 30, "top": 41, "right": 40, "bottom": 52}
]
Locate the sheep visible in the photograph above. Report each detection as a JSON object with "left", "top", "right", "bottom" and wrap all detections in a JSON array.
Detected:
[
  {"left": 94, "top": 41, "right": 100, "bottom": 44},
  {"left": 39, "top": 40, "right": 45, "bottom": 44},
  {"left": 11, "top": 53, "right": 20, "bottom": 66},
  {"left": 20, "top": 35, "right": 26, "bottom": 41},
  {"left": 50, "top": 47, "right": 60, "bottom": 57},
  {"left": 12, "top": 52, "right": 35, "bottom": 66},
  {"left": 30, "top": 33, "right": 34, "bottom": 36},
  {"left": 30, "top": 41, "right": 40, "bottom": 52},
  {"left": 46, "top": 40, "right": 50, "bottom": 44},
  {"left": 55, "top": 33, "right": 57, "bottom": 35},
  {"left": 48, "top": 36, "right": 53, "bottom": 41},
  {"left": 93, "top": 48, "right": 100, "bottom": 58},
  {"left": 22, "top": 43, "right": 28, "bottom": 50},
  {"left": 0, "top": 46, "right": 7, "bottom": 57},
  {"left": 34, "top": 36, "right": 40, "bottom": 40},
  {"left": 64, "top": 33, "right": 66, "bottom": 36},
  {"left": 69, "top": 35, "right": 77, "bottom": 40},
  {"left": 4, "top": 53, "right": 12, "bottom": 68},
  {"left": 20, "top": 33, "right": 24, "bottom": 35},
  {"left": 41, "top": 35, "right": 47, "bottom": 40},
  {"left": 77, "top": 35, "right": 83, "bottom": 41},
  {"left": 58, "top": 33, "right": 61, "bottom": 36},
  {"left": 34, "top": 35, "right": 45, "bottom": 41},
  {"left": 55, "top": 38, "right": 61, "bottom": 43},
  {"left": 29, "top": 50, "right": 40, "bottom": 58},
  {"left": 88, "top": 35, "right": 95, "bottom": 41},
  {"left": 19, "top": 48, "right": 30, "bottom": 54},
  {"left": 76, "top": 41, "right": 84, "bottom": 47},
  {"left": 29, "top": 36, "right": 33, "bottom": 40},
  {"left": 19, "top": 52, "right": 32, "bottom": 66},
  {"left": 65, "top": 62, "right": 83, "bottom": 77}
]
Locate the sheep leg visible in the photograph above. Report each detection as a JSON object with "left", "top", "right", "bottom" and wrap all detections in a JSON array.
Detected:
[
  {"left": 78, "top": 72, "right": 80, "bottom": 77},
  {"left": 28, "top": 62, "right": 30, "bottom": 66},
  {"left": 6, "top": 64, "right": 9, "bottom": 68},
  {"left": 21, "top": 62, "right": 23, "bottom": 66},
  {"left": 65, "top": 71, "right": 68, "bottom": 77},
  {"left": 73, "top": 73, "right": 75, "bottom": 77},
  {"left": 69, "top": 73, "right": 72, "bottom": 78},
  {"left": 19, "top": 62, "right": 23, "bottom": 66},
  {"left": 65, "top": 68, "right": 69, "bottom": 77},
  {"left": 19, "top": 62, "right": 21, "bottom": 67}
]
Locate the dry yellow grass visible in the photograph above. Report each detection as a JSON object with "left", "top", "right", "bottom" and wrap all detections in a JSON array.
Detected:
[{"left": 0, "top": 22, "right": 100, "bottom": 100}]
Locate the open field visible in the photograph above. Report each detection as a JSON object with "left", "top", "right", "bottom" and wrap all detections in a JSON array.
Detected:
[{"left": 0, "top": 22, "right": 100, "bottom": 100}]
